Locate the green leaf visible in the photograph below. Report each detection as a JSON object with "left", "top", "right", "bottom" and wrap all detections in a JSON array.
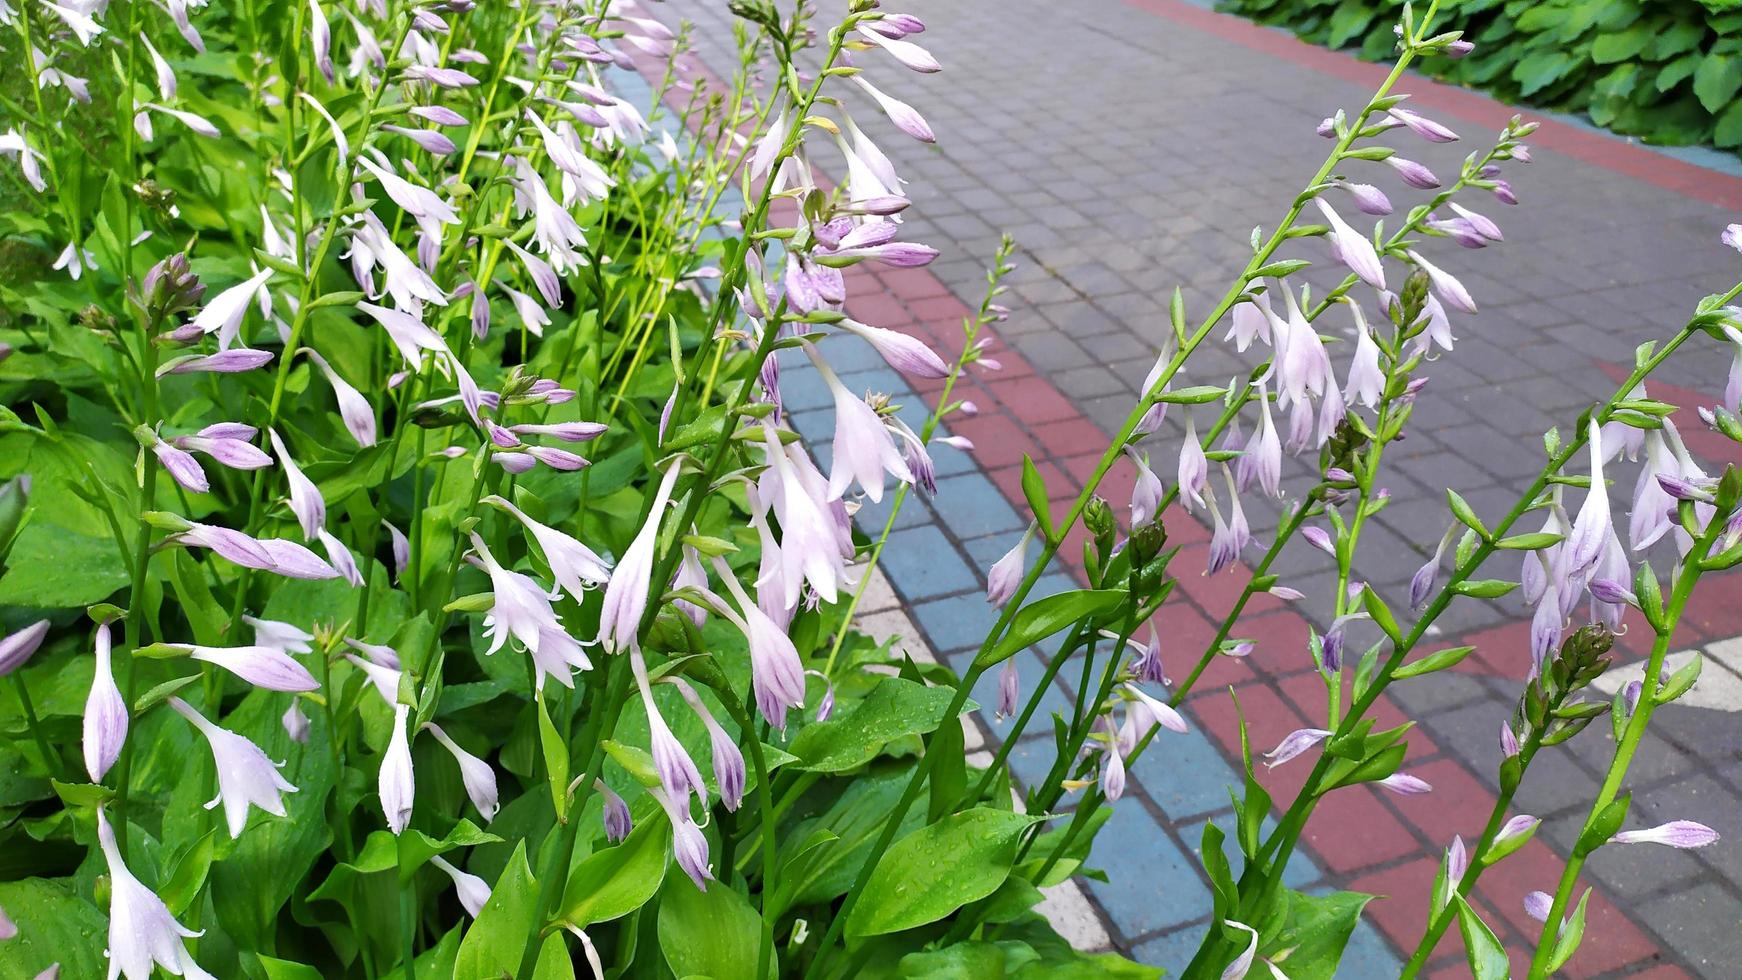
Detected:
[
  {"left": 975, "top": 588, "right": 1126, "bottom": 669},
  {"left": 846, "top": 807, "right": 1044, "bottom": 938},
  {"left": 1694, "top": 53, "right": 1742, "bottom": 114},
  {"left": 1655, "top": 653, "right": 1701, "bottom": 705},
  {"left": 1454, "top": 896, "right": 1509, "bottom": 980},
  {"left": 1156, "top": 385, "right": 1229, "bottom": 404},
  {"left": 1360, "top": 586, "right": 1401, "bottom": 644},
  {"left": 557, "top": 806, "right": 671, "bottom": 928},
  {"left": 455, "top": 841, "right": 539, "bottom": 980},
  {"left": 774, "top": 771, "right": 926, "bottom": 916},
  {"left": 789, "top": 676, "right": 963, "bottom": 773},
  {"left": 1446, "top": 489, "right": 1490, "bottom": 539},
  {"left": 1251, "top": 259, "right": 1311, "bottom": 279},
  {"left": 535, "top": 690, "right": 571, "bottom": 821},
  {"left": 1717, "top": 102, "right": 1742, "bottom": 149},
  {"left": 1513, "top": 51, "right": 1574, "bottom": 97},
  {"left": 256, "top": 956, "right": 327, "bottom": 980},
  {"left": 0, "top": 878, "right": 109, "bottom": 979},
  {"left": 657, "top": 874, "right": 773, "bottom": 980},
  {"left": 1170, "top": 286, "right": 1188, "bottom": 346},
  {"left": 1546, "top": 888, "right": 1593, "bottom": 972},
  {"left": 0, "top": 520, "right": 129, "bottom": 607},
  {"left": 1020, "top": 456, "right": 1054, "bottom": 542},
  {"left": 1590, "top": 28, "right": 1649, "bottom": 64},
  {"left": 1393, "top": 645, "right": 1475, "bottom": 679},
  {"left": 531, "top": 933, "right": 576, "bottom": 980},
  {"left": 1263, "top": 888, "right": 1375, "bottom": 980},
  {"left": 1496, "top": 532, "right": 1563, "bottom": 550}
]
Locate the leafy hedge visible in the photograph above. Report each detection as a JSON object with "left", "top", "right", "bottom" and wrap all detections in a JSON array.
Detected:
[{"left": 1216, "top": 0, "right": 1742, "bottom": 153}]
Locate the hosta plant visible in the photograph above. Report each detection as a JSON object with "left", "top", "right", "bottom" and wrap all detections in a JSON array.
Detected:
[{"left": 0, "top": 1, "right": 1739, "bottom": 979}]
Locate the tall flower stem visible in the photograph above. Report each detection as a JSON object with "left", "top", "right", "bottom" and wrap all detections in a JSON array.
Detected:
[{"left": 1524, "top": 518, "right": 1723, "bottom": 978}]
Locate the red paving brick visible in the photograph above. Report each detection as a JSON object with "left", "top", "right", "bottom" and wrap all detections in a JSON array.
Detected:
[{"left": 1307, "top": 785, "right": 1424, "bottom": 874}]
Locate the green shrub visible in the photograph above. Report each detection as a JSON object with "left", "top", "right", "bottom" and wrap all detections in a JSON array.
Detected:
[{"left": 1217, "top": 0, "right": 1742, "bottom": 152}]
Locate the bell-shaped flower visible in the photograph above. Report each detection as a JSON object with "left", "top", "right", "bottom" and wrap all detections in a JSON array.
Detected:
[
  {"left": 430, "top": 855, "right": 490, "bottom": 918},
  {"left": 1237, "top": 383, "right": 1283, "bottom": 499},
  {"left": 811, "top": 349, "right": 912, "bottom": 502},
  {"left": 317, "top": 529, "right": 364, "bottom": 587},
  {"left": 1177, "top": 413, "right": 1208, "bottom": 512},
  {"left": 749, "top": 107, "right": 790, "bottom": 179},
  {"left": 303, "top": 350, "right": 377, "bottom": 447},
  {"left": 469, "top": 535, "right": 592, "bottom": 689},
  {"left": 1098, "top": 726, "right": 1127, "bottom": 802},
  {"left": 356, "top": 155, "right": 459, "bottom": 242},
  {"left": 96, "top": 809, "right": 217, "bottom": 980},
  {"left": 380, "top": 702, "right": 416, "bottom": 834},
  {"left": 151, "top": 435, "right": 210, "bottom": 493},
  {"left": 83, "top": 623, "right": 128, "bottom": 782},
  {"left": 995, "top": 658, "right": 1020, "bottom": 720},
  {"left": 598, "top": 779, "right": 633, "bottom": 843},
  {"left": 1263, "top": 727, "right": 1332, "bottom": 768},
  {"left": 191, "top": 267, "right": 274, "bottom": 350},
  {"left": 1343, "top": 302, "right": 1385, "bottom": 408},
  {"left": 1315, "top": 199, "right": 1385, "bottom": 289},
  {"left": 1406, "top": 250, "right": 1477, "bottom": 314},
  {"left": 856, "top": 23, "right": 941, "bottom": 72},
  {"left": 651, "top": 785, "right": 713, "bottom": 890},
  {"left": 484, "top": 495, "right": 611, "bottom": 601},
  {"left": 424, "top": 722, "right": 499, "bottom": 822},
  {"left": 986, "top": 523, "right": 1034, "bottom": 608},
  {"left": 268, "top": 429, "right": 326, "bottom": 539},
  {"left": 835, "top": 318, "right": 949, "bottom": 378},
  {"left": 757, "top": 429, "right": 846, "bottom": 609},
  {"left": 282, "top": 701, "right": 311, "bottom": 743},
  {"left": 1378, "top": 772, "right": 1433, "bottom": 795},
  {"left": 383, "top": 519, "right": 410, "bottom": 581},
  {"left": 43, "top": 2, "right": 105, "bottom": 46},
  {"left": 712, "top": 557, "right": 808, "bottom": 730},
  {"left": 1123, "top": 683, "right": 1188, "bottom": 737},
  {"left": 668, "top": 677, "right": 745, "bottom": 812},
  {"left": 849, "top": 75, "right": 933, "bottom": 143},
  {"left": 172, "top": 422, "right": 273, "bottom": 471},
  {"left": 345, "top": 653, "right": 403, "bottom": 704},
  {"left": 168, "top": 697, "right": 297, "bottom": 837},
  {"left": 597, "top": 461, "right": 683, "bottom": 653},
  {"left": 167, "top": 643, "right": 318, "bottom": 692},
  {"left": 1411, "top": 526, "right": 1456, "bottom": 610},
  {"left": 1563, "top": 419, "right": 1612, "bottom": 579},
  {"left": 1224, "top": 292, "right": 1273, "bottom": 352},
  {"left": 1386, "top": 106, "right": 1459, "bottom": 143},
  {"left": 633, "top": 651, "right": 707, "bottom": 808},
  {"left": 1385, "top": 156, "right": 1441, "bottom": 189},
  {"left": 0, "top": 619, "right": 50, "bottom": 676},
  {"left": 1125, "top": 446, "right": 1164, "bottom": 526}
]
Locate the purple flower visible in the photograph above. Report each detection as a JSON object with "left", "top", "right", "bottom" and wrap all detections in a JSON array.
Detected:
[
  {"left": 1224, "top": 293, "right": 1273, "bottom": 352},
  {"left": 1564, "top": 419, "right": 1612, "bottom": 579},
  {"left": 716, "top": 562, "right": 809, "bottom": 731},
  {"left": 1384, "top": 156, "right": 1441, "bottom": 190},
  {"left": 0, "top": 619, "right": 50, "bottom": 676},
  {"left": 1611, "top": 820, "right": 1720, "bottom": 849},
  {"left": 814, "top": 352, "right": 912, "bottom": 502},
  {"left": 1406, "top": 250, "right": 1477, "bottom": 314},
  {"left": 987, "top": 523, "right": 1035, "bottom": 608},
  {"left": 652, "top": 786, "right": 713, "bottom": 891},
  {"left": 850, "top": 75, "right": 934, "bottom": 143},
  {"left": 268, "top": 430, "right": 326, "bottom": 539},
  {"left": 1386, "top": 106, "right": 1459, "bottom": 143},
  {"left": 995, "top": 658, "right": 1020, "bottom": 720},
  {"left": 429, "top": 855, "right": 490, "bottom": 918},
  {"left": 190, "top": 267, "right": 274, "bottom": 350},
  {"left": 383, "top": 124, "right": 456, "bottom": 156},
  {"left": 510, "top": 421, "right": 606, "bottom": 443},
  {"left": 1378, "top": 772, "right": 1433, "bottom": 795},
  {"left": 1206, "top": 470, "right": 1252, "bottom": 575},
  {"left": 303, "top": 350, "right": 377, "bottom": 447},
  {"left": 1444, "top": 39, "right": 1475, "bottom": 57},
  {"left": 83, "top": 623, "right": 127, "bottom": 782},
  {"left": 1302, "top": 525, "right": 1336, "bottom": 557},
  {"left": 379, "top": 702, "right": 416, "bottom": 834},
  {"left": 1524, "top": 890, "right": 1553, "bottom": 923},
  {"left": 1411, "top": 526, "right": 1456, "bottom": 610},
  {"left": 1448, "top": 202, "right": 1502, "bottom": 241},
  {"left": 169, "top": 697, "right": 298, "bottom": 838},
  {"left": 597, "top": 779, "right": 633, "bottom": 843},
  {"left": 1123, "top": 683, "right": 1188, "bottom": 736},
  {"left": 484, "top": 496, "right": 611, "bottom": 602},
  {"left": 1339, "top": 180, "right": 1393, "bottom": 215},
  {"left": 318, "top": 530, "right": 364, "bottom": 587},
  {"left": 836, "top": 318, "right": 949, "bottom": 378},
  {"left": 1343, "top": 303, "right": 1385, "bottom": 409},
  {"left": 669, "top": 677, "right": 744, "bottom": 812},
  {"left": 1237, "top": 382, "right": 1283, "bottom": 499},
  {"left": 424, "top": 722, "right": 499, "bottom": 822},
  {"left": 1315, "top": 199, "right": 1385, "bottom": 289},
  {"left": 1176, "top": 414, "right": 1209, "bottom": 512},
  {"left": 157, "top": 348, "right": 275, "bottom": 376},
  {"left": 1099, "top": 729, "right": 1126, "bottom": 802},
  {"left": 1263, "top": 728, "right": 1332, "bottom": 768},
  {"left": 174, "top": 423, "right": 273, "bottom": 471},
  {"left": 1126, "top": 446, "right": 1164, "bottom": 526},
  {"left": 855, "top": 23, "right": 940, "bottom": 72},
  {"left": 282, "top": 701, "right": 310, "bottom": 743},
  {"left": 152, "top": 438, "right": 210, "bottom": 493},
  {"left": 168, "top": 643, "right": 318, "bottom": 692},
  {"left": 411, "top": 104, "right": 468, "bottom": 127},
  {"left": 598, "top": 461, "right": 683, "bottom": 654},
  {"left": 383, "top": 519, "right": 410, "bottom": 581},
  {"left": 96, "top": 809, "right": 215, "bottom": 980},
  {"left": 1496, "top": 813, "right": 1540, "bottom": 844}
]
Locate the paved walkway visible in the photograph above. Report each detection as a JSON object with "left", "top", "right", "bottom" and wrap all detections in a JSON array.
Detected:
[{"left": 670, "top": 1, "right": 1742, "bottom": 975}]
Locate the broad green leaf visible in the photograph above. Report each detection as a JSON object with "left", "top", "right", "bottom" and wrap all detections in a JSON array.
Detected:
[
  {"left": 532, "top": 933, "right": 577, "bottom": 980},
  {"left": 256, "top": 956, "right": 326, "bottom": 980},
  {"left": 789, "top": 676, "right": 962, "bottom": 773},
  {"left": 0, "top": 878, "right": 109, "bottom": 979},
  {"left": 1694, "top": 53, "right": 1742, "bottom": 114},
  {"left": 776, "top": 771, "right": 926, "bottom": 915},
  {"left": 898, "top": 940, "right": 1035, "bottom": 977},
  {"left": 454, "top": 841, "right": 539, "bottom": 980},
  {"left": 1590, "top": 28, "right": 1649, "bottom": 64},
  {"left": 0, "top": 520, "right": 129, "bottom": 607},
  {"left": 1262, "top": 888, "right": 1375, "bottom": 980},
  {"left": 1513, "top": 51, "right": 1574, "bottom": 97},
  {"left": 846, "top": 807, "right": 1043, "bottom": 938},
  {"left": 976, "top": 589, "right": 1126, "bottom": 669},
  {"left": 1454, "top": 896, "right": 1509, "bottom": 980},
  {"left": 658, "top": 875, "right": 773, "bottom": 980},
  {"left": 557, "top": 806, "right": 672, "bottom": 928}
]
